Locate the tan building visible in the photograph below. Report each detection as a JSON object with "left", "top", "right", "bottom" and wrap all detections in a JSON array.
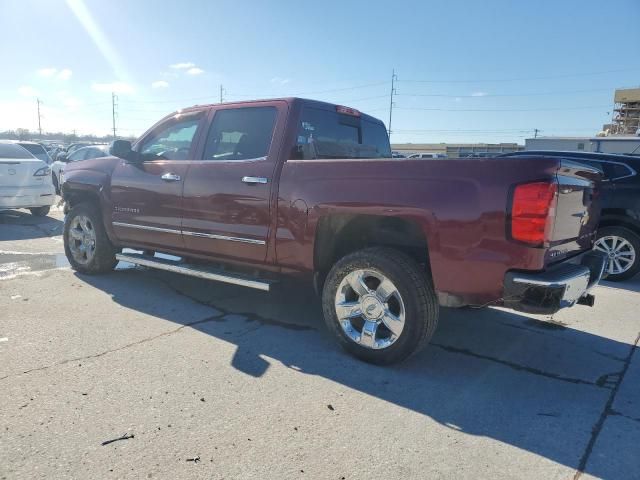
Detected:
[
  {"left": 609, "top": 88, "right": 640, "bottom": 135},
  {"left": 391, "top": 143, "right": 523, "bottom": 157}
]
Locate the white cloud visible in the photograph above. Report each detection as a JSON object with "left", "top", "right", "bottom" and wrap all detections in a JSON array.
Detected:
[
  {"left": 18, "top": 86, "right": 39, "bottom": 97},
  {"left": 57, "top": 68, "right": 73, "bottom": 80},
  {"left": 471, "top": 91, "right": 487, "bottom": 97},
  {"left": 151, "top": 80, "right": 169, "bottom": 89},
  {"left": 37, "top": 67, "right": 72, "bottom": 80},
  {"left": 270, "top": 77, "right": 291, "bottom": 86},
  {"left": 170, "top": 62, "right": 195, "bottom": 70},
  {"left": 91, "top": 81, "right": 134, "bottom": 94},
  {"left": 38, "top": 68, "right": 57, "bottom": 78},
  {"left": 186, "top": 67, "right": 204, "bottom": 76}
]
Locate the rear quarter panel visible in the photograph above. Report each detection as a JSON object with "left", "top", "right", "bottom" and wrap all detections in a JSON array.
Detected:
[{"left": 277, "top": 157, "right": 562, "bottom": 305}]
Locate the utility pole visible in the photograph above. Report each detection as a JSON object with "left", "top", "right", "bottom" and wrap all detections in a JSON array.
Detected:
[
  {"left": 534, "top": 128, "right": 540, "bottom": 138},
  {"left": 219, "top": 84, "right": 225, "bottom": 103},
  {"left": 388, "top": 69, "right": 397, "bottom": 140},
  {"left": 112, "top": 92, "right": 118, "bottom": 140},
  {"left": 36, "top": 98, "right": 43, "bottom": 137}
]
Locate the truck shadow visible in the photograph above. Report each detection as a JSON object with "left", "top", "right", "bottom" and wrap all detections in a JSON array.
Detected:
[
  {"left": 0, "top": 209, "right": 63, "bottom": 240},
  {"left": 599, "top": 277, "right": 640, "bottom": 294},
  {"left": 77, "top": 268, "right": 636, "bottom": 479}
]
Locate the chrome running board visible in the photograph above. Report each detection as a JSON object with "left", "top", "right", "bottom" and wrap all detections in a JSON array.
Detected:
[{"left": 115, "top": 253, "right": 272, "bottom": 291}]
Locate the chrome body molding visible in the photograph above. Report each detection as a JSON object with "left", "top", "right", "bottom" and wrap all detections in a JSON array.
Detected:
[{"left": 112, "top": 221, "right": 266, "bottom": 245}]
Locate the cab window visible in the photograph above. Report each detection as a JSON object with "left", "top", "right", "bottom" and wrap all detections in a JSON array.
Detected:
[
  {"left": 202, "top": 107, "right": 277, "bottom": 161},
  {"left": 138, "top": 114, "right": 203, "bottom": 161}
]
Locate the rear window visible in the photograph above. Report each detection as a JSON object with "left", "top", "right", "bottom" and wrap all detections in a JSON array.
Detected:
[
  {"left": 292, "top": 107, "right": 391, "bottom": 160},
  {"left": 0, "top": 144, "right": 33, "bottom": 159},
  {"left": 18, "top": 143, "right": 46, "bottom": 155}
]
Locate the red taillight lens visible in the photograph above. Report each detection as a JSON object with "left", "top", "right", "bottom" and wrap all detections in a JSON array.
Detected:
[{"left": 510, "top": 181, "right": 558, "bottom": 246}]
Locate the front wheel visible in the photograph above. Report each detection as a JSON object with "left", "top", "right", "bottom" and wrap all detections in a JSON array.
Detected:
[
  {"left": 322, "top": 247, "right": 439, "bottom": 365},
  {"left": 64, "top": 203, "right": 118, "bottom": 274},
  {"left": 594, "top": 226, "right": 640, "bottom": 281}
]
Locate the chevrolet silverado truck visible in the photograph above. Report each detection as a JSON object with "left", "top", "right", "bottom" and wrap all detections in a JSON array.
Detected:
[{"left": 61, "top": 98, "right": 607, "bottom": 364}]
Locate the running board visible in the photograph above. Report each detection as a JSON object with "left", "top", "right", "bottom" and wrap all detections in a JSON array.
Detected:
[{"left": 115, "top": 253, "right": 272, "bottom": 291}]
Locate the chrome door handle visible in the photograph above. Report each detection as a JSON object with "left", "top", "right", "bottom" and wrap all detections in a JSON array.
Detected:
[
  {"left": 242, "top": 176, "right": 268, "bottom": 185},
  {"left": 161, "top": 173, "right": 181, "bottom": 182}
]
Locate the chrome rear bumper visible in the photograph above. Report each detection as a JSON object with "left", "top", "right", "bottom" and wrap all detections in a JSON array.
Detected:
[{"left": 503, "top": 251, "right": 607, "bottom": 315}]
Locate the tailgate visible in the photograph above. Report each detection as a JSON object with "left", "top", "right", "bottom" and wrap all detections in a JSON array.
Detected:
[{"left": 546, "top": 159, "right": 602, "bottom": 264}]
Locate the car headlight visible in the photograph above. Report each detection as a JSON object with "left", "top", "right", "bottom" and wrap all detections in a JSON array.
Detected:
[{"left": 34, "top": 166, "right": 51, "bottom": 176}]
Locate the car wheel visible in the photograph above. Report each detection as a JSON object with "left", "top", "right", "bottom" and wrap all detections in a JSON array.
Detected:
[
  {"left": 322, "top": 247, "right": 439, "bottom": 365},
  {"left": 29, "top": 206, "right": 50, "bottom": 217},
  {"left": 64, "top": 203, "right": 118, "bottom": 274},
  {"left": 594, "top": 226, "right": 640, "bottom": 281}
]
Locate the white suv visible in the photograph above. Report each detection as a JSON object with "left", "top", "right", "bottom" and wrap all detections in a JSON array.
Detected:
[{"left": 0, "top": 142, "right": 55, "bottom": 216}]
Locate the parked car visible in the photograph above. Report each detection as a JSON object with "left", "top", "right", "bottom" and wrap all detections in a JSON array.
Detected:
[
  {"left": 407, "top": 152, "right": 448, "bottom": 159},
  {"left": 51, "top": 144, "right": 109, "bottom": 194},
  {"left": 61, "top": 98, "right": 606, "bottom": 364},
  {"left": 391, "top": 151, "right": 406, "bottom": 158},
  {"left": 499, "top": 150, "right": 640, "bottom": 281},
  {"left": 460, "top": 152, "right": 499, "bottom": 158},
  {"left": 0, "top": 142, "right": 55, "bottom": 216},
  {"left": 0, "top": 140, "right": 52, "bottom": 164}
]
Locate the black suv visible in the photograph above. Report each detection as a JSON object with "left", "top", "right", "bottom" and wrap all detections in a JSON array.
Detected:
[{"left": 501, "top": 151, "right": 640, "bottom": 281}]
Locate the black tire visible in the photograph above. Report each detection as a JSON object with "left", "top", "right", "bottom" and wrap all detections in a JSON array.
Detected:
[
  {"left": 29, "top": 206, "right": 50, "bottom": 217},
  {"left": 64, "top": 203, "right": 118, "bottom": 274},
  {"left": 52, "top": 172, "right": 60, "bottom": 195},
  {"left": 322, "top": 247, "right": 439, "bottom": 365},
  {"left": 595, "top": 226, "right": 640, "bottom": 281}
]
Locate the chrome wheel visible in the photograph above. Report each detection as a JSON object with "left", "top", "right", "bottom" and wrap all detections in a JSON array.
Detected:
[
  {"left": 334, "top": 269, "right": 405, "bottom": 350},
  {"left": 67, "top": 214, "right": 97, "bottom": 265},
  {"left": 594, "top": 235, "right": 636, "bottom": 275}
]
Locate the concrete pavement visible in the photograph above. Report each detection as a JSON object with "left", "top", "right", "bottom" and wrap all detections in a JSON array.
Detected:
[{"left": 1, "top": 206, "right": 639, "bottom": 479}]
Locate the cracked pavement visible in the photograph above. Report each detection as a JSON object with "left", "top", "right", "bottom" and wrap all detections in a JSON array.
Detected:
[{"left": 1, "top": 206, "right": 639, "bottom": 479}]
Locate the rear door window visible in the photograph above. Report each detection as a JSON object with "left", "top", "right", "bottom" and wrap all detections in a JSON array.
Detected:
[
  {"left": 293, "top": 107, "right": 391, "bottom": 160},
  {"left": 0, "top": 144, "right": 33, "bottom": 159},
  {"left": 202, "top": 106, "right": 277, "bottom": 161}
]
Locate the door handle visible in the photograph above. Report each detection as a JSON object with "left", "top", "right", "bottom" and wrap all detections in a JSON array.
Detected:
[
  {"left": 161, "top": 172, "right": 181, "bottom": 182},
  {"left": 242, "top": 176, "right": 268, "bottom": 185}
]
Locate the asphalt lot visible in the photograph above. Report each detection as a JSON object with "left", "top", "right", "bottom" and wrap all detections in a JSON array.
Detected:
[{"left": 1, "top": 205, "right": 639, "bottom": 480}]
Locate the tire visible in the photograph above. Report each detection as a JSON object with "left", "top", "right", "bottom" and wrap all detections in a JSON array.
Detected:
[
  {"left": 29, "top": 206, "right": 50, "bottom": 217},
  {"left": 322, "top": 247, "right": 439, "bottom": 365},
  {"left": 594, "top": 226, "right": 640, "bottom": 281},
  {"left": 64, "top": 203, "right": 118, "bottom": 274},
  {"left": 52, "top": 172, "right": 60, "bottom": 195}
]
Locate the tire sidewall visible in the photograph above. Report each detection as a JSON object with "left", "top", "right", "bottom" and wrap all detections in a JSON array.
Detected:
[{"left": 322, "top": 249, "right": 435, "bottom": 364}]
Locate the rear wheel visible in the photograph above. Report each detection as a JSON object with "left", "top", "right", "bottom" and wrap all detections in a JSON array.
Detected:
[
  {"left": 594, "top": 226, "right": 640, "bottom": 281},
  {"left": 64, "top": 203, "right": 118, "bottom": 274},
  {"left": 29, "top": 206, "right": 50, "bottom": 217},
  {"left": 322, "top": 247, "right": 439, "bottom": 365}
]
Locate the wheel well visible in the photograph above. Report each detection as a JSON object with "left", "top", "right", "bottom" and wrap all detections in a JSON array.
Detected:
[
  {"left": 314, "top": 214, "right": 430, "bottom": 281},
  {"left": 63, "top": 189, "right": 100, "bottom": 210},
  {"left": 600, "top": 212, "right": 640, "bottom": 236}
]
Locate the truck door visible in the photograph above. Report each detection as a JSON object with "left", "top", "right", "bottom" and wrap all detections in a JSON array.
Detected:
[
  {"left": 110, "top": 111, "right": 206, "bottom": 250},
  {"left": 181, "top": 101, "right": 286, "bottom": 264}
]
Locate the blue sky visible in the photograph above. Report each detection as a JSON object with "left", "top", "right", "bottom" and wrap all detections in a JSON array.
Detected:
[{"left": 1, "top": 0, "right": 639, "bottom": 143}]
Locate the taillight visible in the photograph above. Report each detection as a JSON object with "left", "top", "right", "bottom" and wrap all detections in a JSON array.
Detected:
[
  {"left": 510, "top": 181, "right": 558, "bottom": 246},
  {"left": 33, "top": 166, "right": 51, "bottom": 177}
]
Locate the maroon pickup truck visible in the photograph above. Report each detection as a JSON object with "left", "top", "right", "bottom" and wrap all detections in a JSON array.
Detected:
[{"left": 61, "top": 98, "right": 606, "bottom": 364}]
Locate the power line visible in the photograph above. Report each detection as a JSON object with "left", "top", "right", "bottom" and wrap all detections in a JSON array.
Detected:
[
  {"left": 396, "top": 87, "right": 615, "bottom": 98},
  {"left": 399, "top": 67, "right": 640, "bottom": 83},
  {"left": 395, "top": 105, "right": 611, "bottom": 112},
  {"left": 219, "top": 84, "right": 225, "bottom": 103}
]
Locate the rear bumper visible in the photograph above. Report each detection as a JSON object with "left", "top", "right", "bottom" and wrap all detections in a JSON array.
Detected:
[
  {"left": 0, "top": 184, "right": 56, "bottom": 210},
  {"left": 503, "top": 250, "right": 607, "bottom": 315}
]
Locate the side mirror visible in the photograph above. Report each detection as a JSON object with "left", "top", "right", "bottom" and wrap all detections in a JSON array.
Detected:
[{"left": 109, "top": 140, "right": 138, "bottom": 161}]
